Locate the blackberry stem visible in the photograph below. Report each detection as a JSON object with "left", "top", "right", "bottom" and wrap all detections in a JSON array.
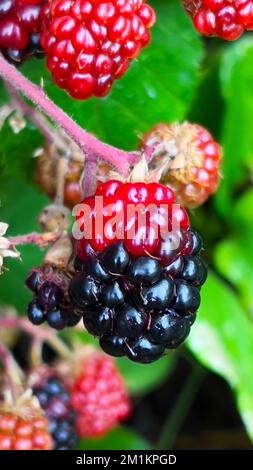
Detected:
[
  {"left": 5, "top": 81, "right": 54, "bottom": 144},
  {"left": 8, "top": 231, "right": 62, "bottom": 248},
  {"left": 157, "top": 361, "right": 206, "bottom": 449},
  {"left": 82, "top": 157, "right": 98, "bottom": 198},
  {"left": 0, "top": 317, "right": 71, "bottom": 359},
  {"left": 0, "top": 54, "right": 138, "bottom": 176},
  {"left": 0, "top": 342, "right": 24, "bottom": 396},
  {"left": 30, "top": 337, "right": 43, "bottom": 369}
]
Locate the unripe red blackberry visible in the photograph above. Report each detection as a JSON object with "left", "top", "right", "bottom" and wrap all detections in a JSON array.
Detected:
[
  {"left": 142, "top": 122, "right": 222, "bottom": 208},
  {"left": 70, "top": 354, "right": 130, "bottom": 438},
  {"left": 26, "top": 264, "right": 81, "bottom": 330},
  {"left": 69, "top": 179, "right": 207, "bottom": 364},
  {"left": 0, "top": 390, "right": 52, "bottom": 450},
  {"left": 183, "top": 0, "right": 253, "bottom": 40},
  {"left": 0, "top": 0, "right": 45, "bottom": 63},
  {"left": 32, "top": 374, "right": 78, "bottom": 449},
  {"left": 40, "top": 0, "right": 156, "bottom": 99}
]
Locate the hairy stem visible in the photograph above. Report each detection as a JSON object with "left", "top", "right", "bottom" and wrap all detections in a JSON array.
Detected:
[
  {"left": 82, "top": 158, "right": 98, "bottom": 198},
  {"left": 9, "top": 231, "right": 62, "bottom": 248},
  {"left": 0, "top": 54, "right": 137, "bottom": 176},
  {"left": 5, "top": 81, "right": 54, "bottom": 144},
  {"left": 0, "top": 342, "right": 24, "bottom": 394},
  {"left": 0, "top": 317, "right": 71, "bottom": 359}
]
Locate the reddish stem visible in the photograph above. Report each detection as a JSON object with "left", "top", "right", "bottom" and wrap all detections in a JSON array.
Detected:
[
  {"left": 0, "top": 317, "right": 70, "bottom": 358},
  {"left": 0, "top": 54, "right": 137, "bottom": 176},
  {"left": 9, "top": 231, "right": 62, "bottom": 248},
  {"left": 0, "top": 342, "right": 24, "bottom": 393},
  {"left": 5, "top": 81, "right": 54, "bottom": 144},
  {"left": 0, "top": 342, "right": 12, "bottom": 373},
  {"left": 82, "top": 158, "right": 98, "bottom": 198}
]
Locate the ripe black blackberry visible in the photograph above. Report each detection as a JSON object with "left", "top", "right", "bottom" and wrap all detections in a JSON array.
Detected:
[
  {"left": 33, "top": 376, "right": 78, "bottom": 450},
  {"left": 69, "top": 229, "right": 207, "bottom": 364},
  {"left": 0, "top": 0, "right": 44, "bottom": 64},
  {"left": 26, "top": 265, "right": 81, "bottom": 330}
]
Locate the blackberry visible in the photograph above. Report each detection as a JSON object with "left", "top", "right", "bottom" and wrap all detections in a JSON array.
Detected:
[
  {"left": 142, "top": 122, "right": 222, "bottom": 208},
  {"left": 70, "top": 230, "right": 207, "bottom": 364},
  {"left": 71, "top": 355, "right": 130, "bottom": 438},
  {"left": 102, "top": 242, "right": 130, "bottom": 274},
  {"left": 38, "top": 281, "right": 63, "bottom": 310},
  {"left": 184, "top": 0, "right": 253, "bottom": 41},
  {"left": 27, "top": 300, "right": 46, "bottom": 326},
  {"left": 33, "top": 376, "right": 78, "bottom": 450},
  {"left": 0, "top": 0, "right": 45, "bottom": 64},
  {"left": 26, "top": 266, "right": 81, "bottom": 330},
  {"left": 83, "top": 307, "right": 113, "bottom": 336},
  {"left": 126, "top": 338, "right": 165, "bottom": 364},
  {"left": 127, "top": 257, "right": 161, "bottom": 285},
  {"left": 40, "top": 0, "right": 156, "bottom": 99},
  {"left": 69, "top": 181, "right": 208, "bottom": 364},
  {"left": 69, "top": 274, "right": 100, "bottom": 309}
]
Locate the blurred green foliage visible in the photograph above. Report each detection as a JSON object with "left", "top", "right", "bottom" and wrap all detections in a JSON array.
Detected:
[{"left": 1, "top": 0, "right": 253, "bottom": 448}]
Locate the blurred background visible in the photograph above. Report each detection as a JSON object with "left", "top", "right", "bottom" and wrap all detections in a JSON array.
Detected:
[{"left": 1, "top": 0, "right": 253, "bottom": 450}]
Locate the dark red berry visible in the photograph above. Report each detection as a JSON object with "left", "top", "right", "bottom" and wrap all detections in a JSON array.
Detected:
[
  {"left": 41, "top": 0, "right": 156, "bottom": 99},
  {"left": 76, "top": 181, "right": 180, "bottom": 257},
  {"left": 183, "top": 0, "right": 252, "bottom": 40},
  {"left": 0, "top": 0, "right": 45, "bottom": 63}
]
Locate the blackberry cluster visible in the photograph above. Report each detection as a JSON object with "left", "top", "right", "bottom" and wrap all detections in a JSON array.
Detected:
[
  {"left": 40, "top": 0, "right": 156, "bottom": 99},
  {"left": 26, "top": 266, "right": 81, "bottom": 330},
  {"left": 33, "top": 376, "right": 78, "bottom": 450},
  {"left": 184, "top": 0, "right": 253, "bottom": 41},
  {"left": 0, "top": 0, "right": 44, "bottom": 64},
  {"left": 69, "top": 230, "right": 207, "bottom": 364}
]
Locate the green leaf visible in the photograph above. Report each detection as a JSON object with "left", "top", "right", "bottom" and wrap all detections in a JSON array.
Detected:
[
  {"left": 21, "top": 0, "right": 203, "bottom": 150},
  {"left": 187, "top": 272, "right": 253, "bottom": 441},
  {"left": 0, "top": 79, "right": 10, "bottom": 106},
  {"left": 117, "top": 354, "right": 175, "bottom": 395},
  {"left": 214, "top": 238, "right": 253, "bottom": 313},
  {"left": 216, "top": 37, "right": 253, "bottom": 216},
  {"left": 77, "top": 427, "right": 149, "bottom": 451},
  {"left": 232, "top": 188, "right": 253, "bottom": 232},
  {"left": 0, "top": 116, "right": 43, "bottom": 181},
  {"left": 0, "top": 178, "right": 49, "bottom": 312}
]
